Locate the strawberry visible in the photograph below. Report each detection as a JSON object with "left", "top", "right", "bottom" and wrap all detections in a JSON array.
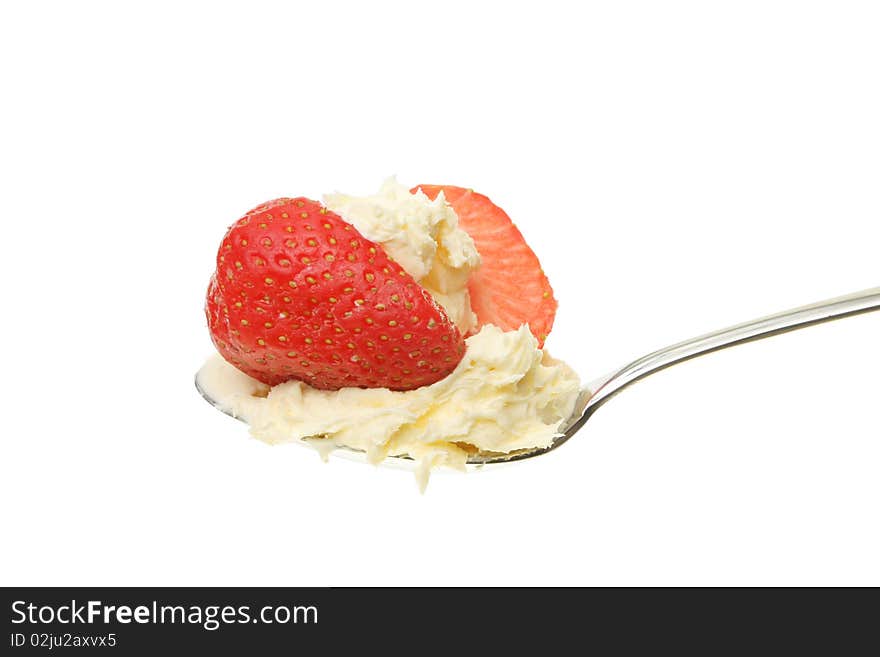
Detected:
[
  {"left": 412, "top": 185, "right": 557, "bottom": 347},
  {"left": 206, "top": 198, "right": 465, "bottom": 390}
]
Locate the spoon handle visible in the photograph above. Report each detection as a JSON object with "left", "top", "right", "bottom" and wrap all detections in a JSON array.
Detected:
[{"left": 585, "top": 286, "right": 880, "bottom": 412}]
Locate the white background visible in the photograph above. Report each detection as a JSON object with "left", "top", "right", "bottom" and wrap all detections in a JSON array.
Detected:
[{"left": 1, "top": 1, "right": 877, "bottom": 586}]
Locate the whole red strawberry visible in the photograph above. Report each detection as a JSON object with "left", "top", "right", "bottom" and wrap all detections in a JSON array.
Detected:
[{"left": 206, "top": 198, "right": 465, "bottom": 391}]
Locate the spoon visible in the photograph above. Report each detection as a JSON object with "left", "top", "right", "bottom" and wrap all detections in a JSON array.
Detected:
[{"left": 197, "top": 286, "right": 880, "bottom": 465}]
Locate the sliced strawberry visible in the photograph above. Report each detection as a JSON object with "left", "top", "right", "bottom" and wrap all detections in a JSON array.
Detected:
[
  {"left": 413, "top": 185, "right": 557, "bottom": 347},
  {"left": 206, "top": 198, "right": 465, "bottom": 390}
]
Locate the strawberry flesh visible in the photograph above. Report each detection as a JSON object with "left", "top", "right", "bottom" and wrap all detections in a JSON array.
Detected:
[{"left": 413, "top": 186, "right": 557, "bottom": 347}]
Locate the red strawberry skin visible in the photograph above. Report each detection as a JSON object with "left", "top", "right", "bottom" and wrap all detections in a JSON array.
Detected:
[
  {"left": 206, "top": 198, "right": 465, "bottom": 391},
  {"left": 413, "top": 185, "right": 557, "bottom": 347}
]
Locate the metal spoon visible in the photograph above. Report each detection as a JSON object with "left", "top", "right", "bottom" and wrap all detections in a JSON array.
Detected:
[{"left": 197, "top": 286, "right": 880, "bottom": 465}]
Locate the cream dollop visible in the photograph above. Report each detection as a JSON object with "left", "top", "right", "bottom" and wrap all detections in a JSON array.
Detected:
[
  {"left": 324, "top": 178, "right": 481, "bottom": 334},
  {"left": 197, "top": 325, "right": 582, "bottom": 491}
]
